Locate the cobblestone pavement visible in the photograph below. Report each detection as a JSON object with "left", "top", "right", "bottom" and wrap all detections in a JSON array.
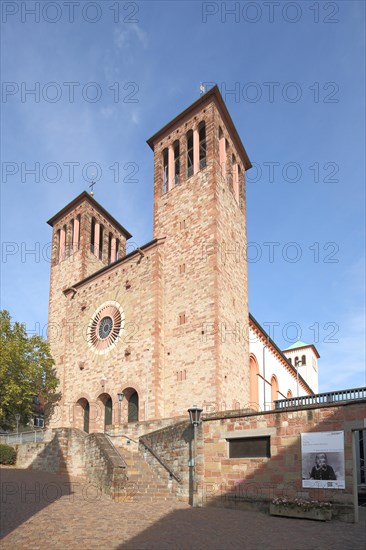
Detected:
[{"left": 1, "top": 469, "right": 365, "bottom": 549}]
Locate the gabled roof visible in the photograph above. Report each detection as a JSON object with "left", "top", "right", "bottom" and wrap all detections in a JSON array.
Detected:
[
  {"left": 63, "top": 238, "right": 162, "bottom": 292},
  {"left": 284, "top": 340, "right": 309, "bottom": 350},
  {"left": 249, "top": 313, "right": 313, "bottom": 393},
  {"left": 146, "top": 85, "right": 252, "bottom": 171},
  {"left": 47, "top": 191, "right": 132, "bottom": 239},
  {"left": 283, "top": 340, "right": 320, "bottom": 359}
]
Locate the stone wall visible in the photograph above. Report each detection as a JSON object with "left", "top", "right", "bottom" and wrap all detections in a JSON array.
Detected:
[
  {"left": 107, "top": 416, "right": 186, "bottom": 453},
  {"left": 138, "top": 420, "right": 193, "bottom": 500},
  {"left": 84, "top": 433, "right": 127, "bottom": 497},
  {"left": 199, "top": 400, "right": 366, "bottom": 521},
  {"left": 15, "top": 428, "right": 85, "bottom": 476},
  {"left": 13, "top": 428, "right": 127, "bottom": 498}
]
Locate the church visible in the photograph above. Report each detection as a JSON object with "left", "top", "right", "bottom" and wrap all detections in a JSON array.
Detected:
[{"left": 46, "top": 86, "right": 319, "bottom": 433}]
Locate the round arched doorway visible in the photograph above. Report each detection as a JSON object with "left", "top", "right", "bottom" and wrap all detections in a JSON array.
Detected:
[
  {"left": 122, "top": 387, "right": 139, "bottom": 422},
  {"left": 76, "top": 398, "right": 90, "bottom": 433},
  {"left": 97, "top": 393, "right": 113, "bottom": 430}
]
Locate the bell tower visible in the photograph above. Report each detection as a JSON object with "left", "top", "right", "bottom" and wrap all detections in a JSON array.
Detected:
[
  {"left": 47, "top": 191, "right": 132, "bottom": 421},
  {"left": 147, "top": 86, "right": 252, "bottom": 415}
]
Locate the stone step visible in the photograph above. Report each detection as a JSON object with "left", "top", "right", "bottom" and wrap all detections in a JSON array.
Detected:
[
  {"left": 112, "top": 445, "right": 178, "bottom": 503},
  {"left": 113, "top": 493, "right": 176, "bottom": 502}
]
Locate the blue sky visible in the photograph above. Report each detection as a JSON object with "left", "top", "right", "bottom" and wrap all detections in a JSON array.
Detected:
[{"left": 1, "top": 1, "right": 365, "bottom": 392}]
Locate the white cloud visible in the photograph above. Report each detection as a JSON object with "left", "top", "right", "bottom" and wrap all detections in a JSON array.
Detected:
[
  {"left": 100, "top": 106, "right": 114, "bottom": 119},
  {"left": 114, "top": 24, "right": 148, "bottom": 51}
]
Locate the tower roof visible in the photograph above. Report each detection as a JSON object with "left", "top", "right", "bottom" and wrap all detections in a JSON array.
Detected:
[
  {"left": 283, "top": 340, "right": 320, "bottom": 358},
  {"left": 47, "top": 191, "right": 132, "bottom": 239},
  {"left": 284, "top": 340, "right": 309, "bottom": 350},
  {"left": 146, "top": 85, "right": 252, "bottom": 171}
]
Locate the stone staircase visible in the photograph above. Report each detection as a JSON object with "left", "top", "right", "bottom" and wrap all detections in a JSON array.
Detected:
[{"left": 114, "top": 446, "right": 178, "bottom": 502}]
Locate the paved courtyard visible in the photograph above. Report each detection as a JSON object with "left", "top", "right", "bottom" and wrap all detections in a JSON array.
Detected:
[{"left": 1, "top": 469, "right": 365, "bottom": 549}]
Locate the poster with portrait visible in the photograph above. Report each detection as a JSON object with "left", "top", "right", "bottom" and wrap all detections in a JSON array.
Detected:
[{"left": 301, "top": 431, "right": 345, "bottom": 489}]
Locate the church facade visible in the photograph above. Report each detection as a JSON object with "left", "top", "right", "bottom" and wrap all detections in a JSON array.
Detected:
[{"left": 47, "top": 87, "right": 318, "bottom": 433}]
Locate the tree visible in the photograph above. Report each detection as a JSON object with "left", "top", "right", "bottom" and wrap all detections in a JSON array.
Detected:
[{"left": 0, "top": 310, "right": 59, "bottom": 431}]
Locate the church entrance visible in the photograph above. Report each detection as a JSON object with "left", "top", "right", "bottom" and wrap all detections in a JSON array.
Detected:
[
  {"left": 105, "top": 397, "right": 113, "bottom": 427},
  {"left": 128, "top": 391, "right": 139, "bottom": 422},
  {"left": 76, "top": 398, "right": 90, "bottom": 433},
  {"left": 83, "top": 402, "right": 90, "bottom": 433},
  {"left": 96, "top": 392, "right": 113, "bottom": 431}
]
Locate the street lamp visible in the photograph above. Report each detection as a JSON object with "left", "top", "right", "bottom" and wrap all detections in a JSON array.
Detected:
[
  {"left": 188, "top": 405, "right": 203, "bottom": 427},
  {"left": 15, "top": 413, "right": 20, "bottom": 435},
  {"left": 295, "top": 358, "right": 302, "bottom": 398},
  {"left": 188, "top": 405, "right": 203, "bottom": 507},
  {"left": 117, "top": 391, "right": 124, "bottom": 424}
]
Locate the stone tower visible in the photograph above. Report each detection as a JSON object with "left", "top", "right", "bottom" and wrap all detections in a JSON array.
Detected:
[
  {"left": 47, "top": 194, "right": 132, "bottom": 428},
  {"left": 147, "top": 85, "right": 252, "bottom": 414}
]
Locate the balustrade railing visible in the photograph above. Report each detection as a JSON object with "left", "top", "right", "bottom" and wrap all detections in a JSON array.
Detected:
[
  {"left": 0, "top": 429, "right": 50, "bottom": 445},
  {"left": 274, "top": 387, "right": 366, "bottom": 410}
]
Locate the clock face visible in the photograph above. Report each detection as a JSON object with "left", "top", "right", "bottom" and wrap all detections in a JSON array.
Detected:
[{"left": 87, "top": 301, "right": 125, "bottom": 354}]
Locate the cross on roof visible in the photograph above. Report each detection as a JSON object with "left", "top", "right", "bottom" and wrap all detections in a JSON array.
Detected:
[{"left": 89, "top": 181, "right": 96, "bottom": 196}]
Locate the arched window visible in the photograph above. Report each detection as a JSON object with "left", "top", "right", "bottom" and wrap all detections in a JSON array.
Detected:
[
  {"left": 219, "top": 127, "right": 226, "bottom": 177},
  {"left": 232, "top": 154, "right": 239, "bottom": 202},
  {"left": 249, "top": 355, "right": 259, "bottom": 410},
  {"left": 108, "top": 233, "right": 112, "bottom": 264},
  {"left": 302, "top": 354, "right": 306, "bottom": 365},
  {"left": 70, "top": 218, "right": 80, "bottom": 255},
  {"left": 55, "top": 229, "right": 60, "bottom": 264},
  {"left": 199, "top": 121, "right": 206, "bottom": 169},
  {"left": 91, "top": 217, "right": 96, "bottom": 253},
  {"left": 288, "top": 357, "right": 292, "bottom": 365},
  {"left": 70, "top": 219, "right": 74, "bottom": 255},
  {"left": 186, "top": 130, "right": 194, "bottom": 178},
  {"left": 75, "top": 214, "right": 81, "bottom": 251},
  {"left": 61, "top": 224, "right": 67, "bottom": 260},
  {"left": 294, "top": 356, "right": 299, "bottom": 366},
  {"left": 237, "top": 165, "right": 242, "bottom": 201},
  {"left": 162, "top": 148, "right": 169, "bottom": 193},
  {"left": 271, "top": 375, "right": 279, "bottom": 408},
  {"left": 99, "top": 224, "right": 104, "bottom": 260},
  {"left": 115, "top": 239, "right": 120, "bottom": 261},
  {"left": 173, "top": 140, "right": 180, "bottom": 185}
]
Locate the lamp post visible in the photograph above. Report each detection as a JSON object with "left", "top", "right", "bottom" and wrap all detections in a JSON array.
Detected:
[
  {"left": 295, "top": 359, "right": 302, "bottom": 398},
  {"left": 188, "top": 405, "right": 203, "bottom": 507},
  {"left": 15, "top": 413, "right": 20, "bottom": 435},
  {"left": 117, "top": 391, "right": 124, "bottom": 425}
]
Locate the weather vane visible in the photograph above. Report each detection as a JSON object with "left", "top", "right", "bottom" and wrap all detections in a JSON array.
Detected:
[{"left": 89, "top": 181, "right": 96, "bottom": 197}]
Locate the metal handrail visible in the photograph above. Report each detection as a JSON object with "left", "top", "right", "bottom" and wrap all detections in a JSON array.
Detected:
[
  {"left": 107, "top": 433, "right": 139, "bottom": 444},
  {"left": 103, "top": 434, "right": 128, "bottom": 469},
  {"left": 139, "top": 436, "right": 182, "bottom": 483},
  {"left": 0, "top": 429, "right": 49, "bottom": 445},
  {"left": 274, "top": 386, "right": 366, "bottom": 410}
]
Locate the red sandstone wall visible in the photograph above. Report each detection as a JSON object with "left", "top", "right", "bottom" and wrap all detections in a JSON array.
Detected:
[
  {"left": 200, "top": 401, "right": 365, "bottom": 521},
  {"left": 48, "top": 239, "right": 163, "bottom": 428},
  {"left": 151, "top": 99, "right": 249, "bottom": 416}
]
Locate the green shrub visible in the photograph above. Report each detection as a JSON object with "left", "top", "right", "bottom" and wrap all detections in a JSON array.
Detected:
[{"left": 0, "top": 444, "right": 17, "bottom": 465}]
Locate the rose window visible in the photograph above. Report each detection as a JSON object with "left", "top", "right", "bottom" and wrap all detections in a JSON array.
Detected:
[
  {"left": 99, "top": 316, "right": 113, "bottom": 339},
  {"left": 88, "top": 301, "right": 125, "bottom": 354}
]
